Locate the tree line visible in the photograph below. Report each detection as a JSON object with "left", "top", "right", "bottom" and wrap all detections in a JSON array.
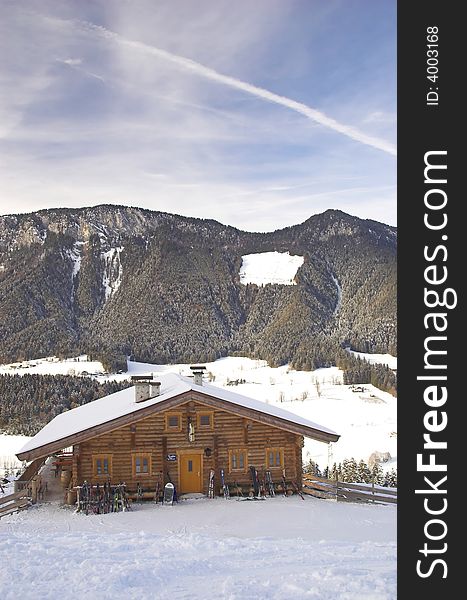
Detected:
[
  {"left": 0, "top": 374, "right": 130, "bottom": 436},
  {"left": 304, "top": 457, "right": 397, "bottom": 487}
]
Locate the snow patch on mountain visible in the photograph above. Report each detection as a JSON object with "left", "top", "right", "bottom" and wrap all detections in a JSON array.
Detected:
[
  {"left": 70, "top": 241, "right": 83, "bottom": 278},
  {"left": 63, "top": 241, "right": 83, "bottom": 302},
  {"left": 239, "top": 251, "right": 304, "bottom": 286},
  {"left": 102, "top": 247, "right": 123, "bottom": 300}
]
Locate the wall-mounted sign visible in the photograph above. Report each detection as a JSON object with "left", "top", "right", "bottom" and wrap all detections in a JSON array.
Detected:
[{"left": 166, "top": 454, "right": 177, "bottom": 461}]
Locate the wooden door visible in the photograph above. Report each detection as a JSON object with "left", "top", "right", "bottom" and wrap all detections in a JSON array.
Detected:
[{"left": 179, "top": 453, "right": 202, "bottom": 493}]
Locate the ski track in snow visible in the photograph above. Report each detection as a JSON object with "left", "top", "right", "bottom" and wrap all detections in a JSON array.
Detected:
[{"left": 0, "top": 499, "right": 396, "bottom": 599}]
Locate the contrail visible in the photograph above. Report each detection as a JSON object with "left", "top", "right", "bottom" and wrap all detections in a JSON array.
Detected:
[{"left": 79, "top": 20, "right": 396, "bottom": 156}]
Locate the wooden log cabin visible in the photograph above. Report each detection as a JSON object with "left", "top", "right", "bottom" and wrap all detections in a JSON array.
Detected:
[{"left": 16, "top": 370, "right": 339, "bottom": 498}]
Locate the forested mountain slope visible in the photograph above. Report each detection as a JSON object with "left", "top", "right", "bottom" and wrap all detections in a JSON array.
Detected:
[{"left": 0, "top": 206, "right": 396, "bottom": 371}]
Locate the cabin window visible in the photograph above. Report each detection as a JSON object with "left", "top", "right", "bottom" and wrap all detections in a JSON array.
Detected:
[
  {"left": 93, "top": 454, "right": 112, "bottom": 477},
  {"left": 228, "top": 449, "right": 248, "bottom": 473},
  {"left": 265, "top": 448, "right": 284, "bottom": 469},
  {"left": 197, "top": 411, "right": 214, "bottom": 430},
  {"left": 132, "top": 453, "right": 152, "bottom": 476},
  {"left": 165, "top": 412, "right": 182, "bottom": 432}
]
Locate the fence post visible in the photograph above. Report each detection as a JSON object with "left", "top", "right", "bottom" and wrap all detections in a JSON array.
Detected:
[
  {"left": 31, "top": 476, "right": 38, "bottom": 504},
  {"left": 371, "top": 479, "right": 375, "bottom": 503}
]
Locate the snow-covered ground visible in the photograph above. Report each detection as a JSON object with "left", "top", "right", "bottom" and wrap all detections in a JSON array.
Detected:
[
  {"left": 0, "top": 354, "right": 397, "bottom": 471},
  {"left": 0, "top": 496, "right": 396, "bottom": 599},
  {"left": 0, "top": 354, "right": 105, "bottom": 377},
  {"left": 239, "top": 251, "right": 304, "bottom": 285},
  {"left": 0, "top": 354, "right": 397, "bottom": 597}
]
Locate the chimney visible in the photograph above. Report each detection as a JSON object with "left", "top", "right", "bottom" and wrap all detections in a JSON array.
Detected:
[
  {"left": 190, "top": 365, "right": 206, "bottom": 386},
  {"left": 131, "top": 375, "right": 161, "bottom": 403},
  {"left": 150, "top": 381, "right": 161, "bottom": 397}
]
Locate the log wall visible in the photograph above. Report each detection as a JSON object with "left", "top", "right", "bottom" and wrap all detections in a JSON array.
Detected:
[{"left": 75, "top": 395, "right": 304, "bottom": 494}]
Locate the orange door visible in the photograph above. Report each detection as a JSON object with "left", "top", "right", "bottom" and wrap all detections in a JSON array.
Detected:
[{"left": 180, "top": 453, "right": 202, "bottom": 493}]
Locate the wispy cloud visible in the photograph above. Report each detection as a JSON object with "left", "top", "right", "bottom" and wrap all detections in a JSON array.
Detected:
[
  {"left": 74, "top": 19, "right": 396, "bottom": 157},
  {"left": 58, "top": 58, "right": 82, "bottom": 66},
  {"left": 0, "top": 2, "right": 396, "bottom": 228},
  {"left": 56, "top": 57, "right": 106, "bottom": 83}
]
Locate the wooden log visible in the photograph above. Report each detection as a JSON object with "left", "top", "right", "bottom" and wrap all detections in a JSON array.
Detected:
[
  {"left": 338, "top": 481, "right": 398, "bottom": 497},
  {"left": 303, "top": 473, "right": 335, "bottom": 485},
  {"left": 0, "top": 488, "right": 30, "bottom": 507},
  {"left": 302, "top": 488, "right": 336, "bottom": 499},
  {"left": 337, "top": 488, "right": 397, "bottom": 504},
  {"left": 0, "top": 498, "right": 30, "bottom": 518},
  {"left": 303, "top": 481, "right": 336, "bottom": 493}
]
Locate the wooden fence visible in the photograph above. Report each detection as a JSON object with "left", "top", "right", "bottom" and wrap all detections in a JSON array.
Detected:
[
  {"left": 302, "top": 473, "right": 397, "bottom": 504},
  {"left": 0, "top": 487, "right": 31, "bottom": 518},
  {"left": 0, "top": 457, "right": 47, "bottom": 518}
]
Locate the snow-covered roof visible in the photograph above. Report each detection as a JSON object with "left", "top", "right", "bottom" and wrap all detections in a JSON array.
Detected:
[{"left": 17, "top": 373, "right": 338, "bottom": 458}]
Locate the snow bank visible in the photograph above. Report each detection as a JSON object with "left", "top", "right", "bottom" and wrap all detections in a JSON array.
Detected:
[
  {"left": 239, "top": 251, "right": 304, "bottom": 286},
  {"left": 0, "top": 497, "right": 396, "bottom": 599}
]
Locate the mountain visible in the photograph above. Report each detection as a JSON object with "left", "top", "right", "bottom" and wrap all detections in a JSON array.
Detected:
[{"left": 0, "top": 205, "right": 396, "bottom": 370}]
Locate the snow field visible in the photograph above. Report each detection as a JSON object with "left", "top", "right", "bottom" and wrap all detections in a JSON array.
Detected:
[
  {"left": 0, "top": 354, "right": 105, "bottom": 377},
  {"left": 239, "top": 251, "right": 304, "bottom": 286},
  {"left": 0, "top": 497, "right": 396, "bottom": 599}
]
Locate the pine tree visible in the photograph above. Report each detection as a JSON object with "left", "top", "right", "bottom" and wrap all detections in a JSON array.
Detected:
[
  {"left": 384, "top": 468, "right": 397, "bottom": 488},
  {"left": 371, "top": 462, "right": 384, "bottom": 486},
  {"left": 341, "top": 458, "right": 358, "bottom": 482},
  {"left": 357, "top": 459, "right": 372, "bottom": 483}
]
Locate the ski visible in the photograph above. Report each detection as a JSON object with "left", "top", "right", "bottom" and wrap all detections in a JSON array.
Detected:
[
  {"left": 234, "top": 481, "right": 244, "bottom": 499},
  {"left": 259, "top": 468, "right": 266, "bottom": 498},
  {"left": 291, "top": 480, "right": 305, "bottom": 500},
  {"left": 265, "top": 470, "right": 275, "bottom": 497},
  {"left": 220, "top": 468, "right": 230, "bottom": 499},
  {"left": 208, "top": 469, "right": 215, "bottom": 498},
  {"left": 154, "top": 473, "right": 162, "bottom": 503},
  {"left": 249, "top": 465, "right": 260, "bottom": 498},
  {"left": 281, "top": 469, "right": 288, "bottom": 497}
]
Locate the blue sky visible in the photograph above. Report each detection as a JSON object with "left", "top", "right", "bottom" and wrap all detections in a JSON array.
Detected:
[{"left": 0, "top": 0, "right": 396, "bottom": 231}]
